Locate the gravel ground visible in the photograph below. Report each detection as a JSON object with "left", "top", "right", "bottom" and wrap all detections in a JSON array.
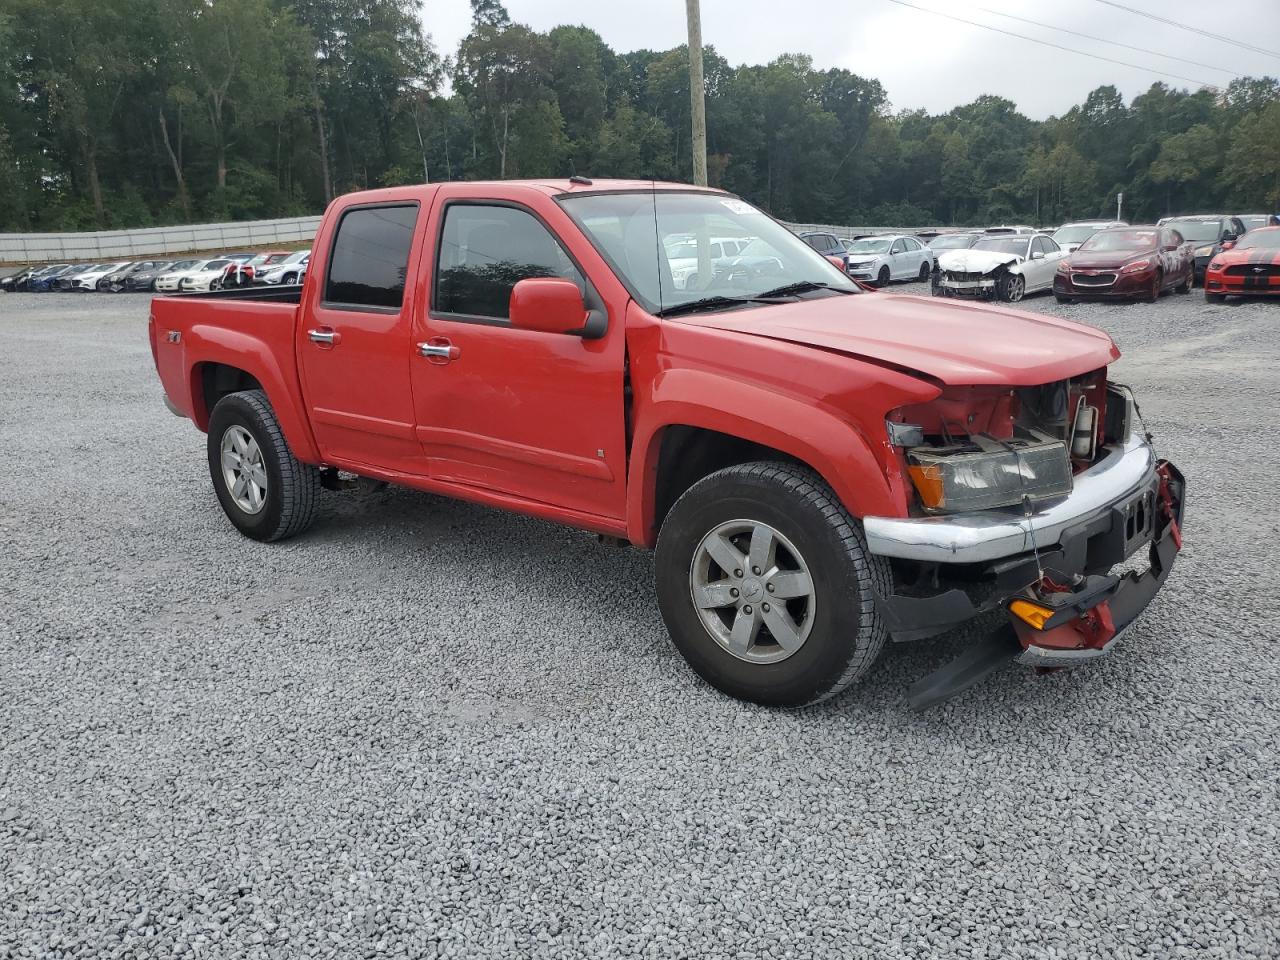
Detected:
[{"left": 2, "top": 289, "right": 1278, "bottom": 959}]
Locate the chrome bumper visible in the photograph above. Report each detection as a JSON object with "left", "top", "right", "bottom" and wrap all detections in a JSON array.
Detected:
[{"left": 864, "top": 433, "right": 1156, "bottom": 564}]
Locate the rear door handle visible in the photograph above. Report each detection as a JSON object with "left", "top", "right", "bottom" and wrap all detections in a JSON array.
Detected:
[
  {"left": 419, "top": 339, "right": 460, "bottom": 364},
  {"left": 308, "top": 328, "right": 339, "bottom": 345}
]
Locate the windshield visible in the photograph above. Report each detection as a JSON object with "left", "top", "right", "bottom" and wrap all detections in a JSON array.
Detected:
[
  {"left": 1053, "top": 225, "right": 1103, "bottom": 244},
  {"left": 973, "top": 237, "right": 1029, "bottom": 256},
  {"left": 559, "top": 191, "right": 857, "bottom": 313},
  {"left": 166, "top": 261, "right": 197, "bottom": 272},
  {"left": 1164, "top": 219, "right": 1221, "bottom": 242},
  {"left": 845, "top": 238, "right": 892, "bottom": 255},
  {"left": 1236, "top": 228, "right": 1280, "bottom": 251},
  {"left": 1079, "top": 230, "right": 1159, "bottom": 252},
  {"left": 203, "top": 259, "right": 231, "bottom": 270},
  {"left": 930, "top": 234, "right": 975, "bottom": 249}
]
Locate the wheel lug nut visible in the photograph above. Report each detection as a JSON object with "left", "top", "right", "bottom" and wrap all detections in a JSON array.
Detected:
[
  {"left": 766, "top": 583, "right": 775, "bottom": 593},
  {"left": 730, "top": 588, "right": 739, "bottom": 598},
  {"left": 762, "top": 603, "right": 770, "bottom": 613},
  {"left": 743, "top": 605, "right": 752, "bottom": 614},
  {"left": 733, "top": 569, "right": 743, "bottom": 578},
  {"left": 752, "top": 566, "right": 761, "bottom": 575}
]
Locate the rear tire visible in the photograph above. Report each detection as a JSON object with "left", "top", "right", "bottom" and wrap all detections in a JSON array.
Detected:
[
  {"left": 918, "top": 262, "right": 930, "bottom": 282},
  {"left": 655, "top": 461, "right": 890, "bottom": 707},
  {"left": 207, "top": 390, "right": 320, "bottom": 542}
]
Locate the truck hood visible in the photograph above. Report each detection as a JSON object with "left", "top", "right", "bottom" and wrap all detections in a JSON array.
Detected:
[
  {"left": 938, "top": 249, "right": 1022, "bottom": 274},
  {"left": 680, "top": 293, "right": 1118, "bottom": 386}
]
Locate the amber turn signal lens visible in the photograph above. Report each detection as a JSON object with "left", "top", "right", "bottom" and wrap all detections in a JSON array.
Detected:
[
  {"left": 1008, "top": 598, "right": 1055, "bottom": 630},
  {"left": 907, "top": 463, "right": 945, "bottom": 509}
]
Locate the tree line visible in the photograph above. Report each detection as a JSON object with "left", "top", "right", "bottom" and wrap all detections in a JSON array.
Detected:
[{"left": 2, "top": 0, "right": 1278, "bottom": 234}]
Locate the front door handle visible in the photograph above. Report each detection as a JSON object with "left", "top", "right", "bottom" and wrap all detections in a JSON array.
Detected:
[
  {"left": 419, "top": 338, "right": 460, "bottom": 364},
  {"left": 308, "top": 328, "right": 339, "bottom": 345}
]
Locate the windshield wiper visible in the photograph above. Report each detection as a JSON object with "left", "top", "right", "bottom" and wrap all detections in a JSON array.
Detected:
[
  {"left": 657, "top": 295, "right": 767, "bottom": 318},
  {"left": 752, "top": 279, "right": 852, "bottom": 299}
]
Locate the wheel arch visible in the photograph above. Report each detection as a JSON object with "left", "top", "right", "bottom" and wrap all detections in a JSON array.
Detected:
[
  {"left": 627, "top": 375, "right": 908, "bottom": 547},
  {"left": 184, "top": 327, "right": 320, "bottom": 464}
]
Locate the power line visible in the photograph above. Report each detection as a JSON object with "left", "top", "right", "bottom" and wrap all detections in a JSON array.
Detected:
[
  {"left": 879, "top": 0, "right": 1220, "bottom": 89},
  {"left": 978, "top": 6, "right": 1241, "bottom": 77},
  {"left": 1091, "top": 0, "right": 1280, "bottom": 60}
]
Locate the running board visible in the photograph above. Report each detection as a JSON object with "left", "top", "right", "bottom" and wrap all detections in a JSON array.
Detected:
[{"left": 905, "top": 625, "right": 1022, "bottom": 710}]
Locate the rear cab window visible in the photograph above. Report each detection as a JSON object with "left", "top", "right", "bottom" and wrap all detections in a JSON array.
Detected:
[{"left": 323, "top": 204, "right": 420, "bottom": 311}]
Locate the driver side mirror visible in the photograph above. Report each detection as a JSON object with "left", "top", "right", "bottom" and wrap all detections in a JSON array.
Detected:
[
  {"left": 825, "top": 255, "right": 847, "bottom": 272},
  {"left": 509, "top": 278, "right": 589, "bottom": 335},
  {"left": 1030, "top": 250, "right": 1045, "bottom": 260}
]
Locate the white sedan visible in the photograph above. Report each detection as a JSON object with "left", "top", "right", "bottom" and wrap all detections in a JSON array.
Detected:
[
  {"left": 256, "top": 249, "right": 311, "bottom": 285},
  {"left": 178, "top": 259, "right": 235, "bottom": 293},
  {"left": 153, "top": 259, "right": 209, "bottom": 293},
  {"left": 71, "top": 261, "right": 133, "bottom": 291},
  {"left": 841, "top": 235, "right": 935, "bottom": 287},
  {"left": 935, "top": 234, "right": 1067, "bottom": 302}
]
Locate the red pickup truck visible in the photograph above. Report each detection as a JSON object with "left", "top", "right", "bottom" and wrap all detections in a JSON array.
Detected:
[{"left": 150, "top": 179, "right": 1185, "bottom": 708}]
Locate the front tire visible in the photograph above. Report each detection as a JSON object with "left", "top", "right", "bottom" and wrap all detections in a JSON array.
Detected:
[
  {"left": 1206, "top": 291, "right": 1226, "bottom": 303},
  {"left": 655, "top": 462, "right": 890, "bottom": 707},
  {"left": 876, "top": 266, "right": 890, "bottom": 288},
  {"left": 207, "top": 390, "right": 320, "bottom": 542},
  {"left": 1000, "top": 272, "right": 1025, "bottom": 302},
  {"left": 1145, "top": 270, "right": 1162, "bottom": 303}
]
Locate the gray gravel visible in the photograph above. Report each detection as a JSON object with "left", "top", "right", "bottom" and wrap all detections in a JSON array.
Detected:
[{"left": 2, "top": 289, "right": 1278, "bottom": 959}]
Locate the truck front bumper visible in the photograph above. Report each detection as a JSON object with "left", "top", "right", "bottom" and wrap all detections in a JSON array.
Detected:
[{"left": 861, "top": 435, "right": 1186, "bottom": 707}]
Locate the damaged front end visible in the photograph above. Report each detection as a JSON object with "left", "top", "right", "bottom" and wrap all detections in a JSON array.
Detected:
[
  {"left": 936, "top": 259, "right": 1020, "bottom": 300},
  {"left": 865, "top": 372, "right": 1186, "bottom": 708}
]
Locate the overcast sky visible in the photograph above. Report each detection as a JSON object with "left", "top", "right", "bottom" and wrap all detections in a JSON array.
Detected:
[{"left": 424, "top": 0, "right": 1280, "bottom": 119}]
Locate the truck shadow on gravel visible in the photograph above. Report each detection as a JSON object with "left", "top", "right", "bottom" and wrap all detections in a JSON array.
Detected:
[{"left": 302, "top": 483, "right": 1085, "bottom": 721}]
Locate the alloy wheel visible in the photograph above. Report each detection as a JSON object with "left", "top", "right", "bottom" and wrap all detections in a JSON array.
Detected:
[
  {"left": 689, "top": 519, "right": 816, "bottom": 664},
  {"left": 220, "top": 425, "right": 268, "bottom": 514}
]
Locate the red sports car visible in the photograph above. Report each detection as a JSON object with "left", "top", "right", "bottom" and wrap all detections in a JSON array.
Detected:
[
  {"left": 1204, "top": 226, "right": 1280, "bottom": 301},
  {"left": 1053, "top": 226, "right": 1193, "bottom": 303}
]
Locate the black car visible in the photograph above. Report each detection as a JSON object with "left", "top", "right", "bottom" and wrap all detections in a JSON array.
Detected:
[
  {"left": 0, "top": 266, "right": 39, "bottom": 293},
  {"left": 103, "top": 260, "right": 174, "bottom": 292},
  {"left": 1160, "top": 215, "right": 1246, "bottom": 284}
]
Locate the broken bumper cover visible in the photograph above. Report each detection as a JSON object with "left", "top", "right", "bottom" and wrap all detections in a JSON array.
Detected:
[{"left": 864, "top": 432, "right": 1156, "bottom": 564}]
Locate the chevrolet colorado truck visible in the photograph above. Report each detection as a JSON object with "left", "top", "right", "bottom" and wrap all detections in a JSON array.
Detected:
[{"left": 149, "top": 179, "right": 1185, "bottom": 708}]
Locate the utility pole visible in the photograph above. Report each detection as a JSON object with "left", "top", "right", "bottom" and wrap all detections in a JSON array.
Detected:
[{"left": 686, "top": 0, "right": 707, "bottom": 186}]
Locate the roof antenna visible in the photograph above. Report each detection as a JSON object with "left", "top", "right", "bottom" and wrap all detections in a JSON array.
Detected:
[{"left": 569, "top": 174, "right": 593, "bottom": 186}]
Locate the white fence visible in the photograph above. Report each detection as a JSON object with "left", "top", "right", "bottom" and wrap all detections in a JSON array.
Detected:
[
  {"left": 0, "top": 214, "right": 956, "bottom": 265},
  {"left": 0, "top": 216, "right": 322, "bottom": 264}
]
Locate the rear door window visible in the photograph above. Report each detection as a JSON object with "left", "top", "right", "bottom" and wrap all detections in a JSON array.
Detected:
[{"left": 324, "top": 204, "right": 419, "bottom": 310}]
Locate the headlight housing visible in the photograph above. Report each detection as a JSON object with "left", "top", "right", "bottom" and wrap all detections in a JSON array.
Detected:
[
  {"left": 906, "top": 431, "right": 1073, "bottom": 513},
  {"left": 1195, "top": 245, "right": 1215, "bottom": 257},
  {"left": 1120, "top": 258, "right": 1153, "bottom": 274},
  {"left": 1056, "top": 259, "right": 1071, "bottom": 274}
]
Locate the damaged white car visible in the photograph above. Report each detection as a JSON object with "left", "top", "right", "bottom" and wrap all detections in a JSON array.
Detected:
[{"left": 935, "top": 233, "right": 1067, "bottom": 302}]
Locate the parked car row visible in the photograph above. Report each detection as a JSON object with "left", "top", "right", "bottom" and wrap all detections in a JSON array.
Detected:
[{"left": 1, "top": 249, "right": 311, "bottom": 293}]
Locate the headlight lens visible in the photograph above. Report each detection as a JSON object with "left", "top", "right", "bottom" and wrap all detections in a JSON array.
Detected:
[
  {"left": 1208, "top": 259, "right": 1223, "bottom": 271},
  {"left": 1056, "top": 259, "right": 1071, "bottom": 273},
  {"left": 1195, "top": 245, "right": 1215, "bottom": 257},
  {"left": 1120, "top": 258, "right": 1153, "bottom": 274},
  {"left": 906, "top": 435, "right": 1073, "bottom": 513}
]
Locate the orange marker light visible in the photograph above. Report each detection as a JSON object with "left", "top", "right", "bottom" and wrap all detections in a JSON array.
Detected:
[
  {"left": 1008, "top": 598, "right": 1055, "bottom": 630},
  {"left": 907, "top": 463, "right": 945, "bottom": 509}
]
